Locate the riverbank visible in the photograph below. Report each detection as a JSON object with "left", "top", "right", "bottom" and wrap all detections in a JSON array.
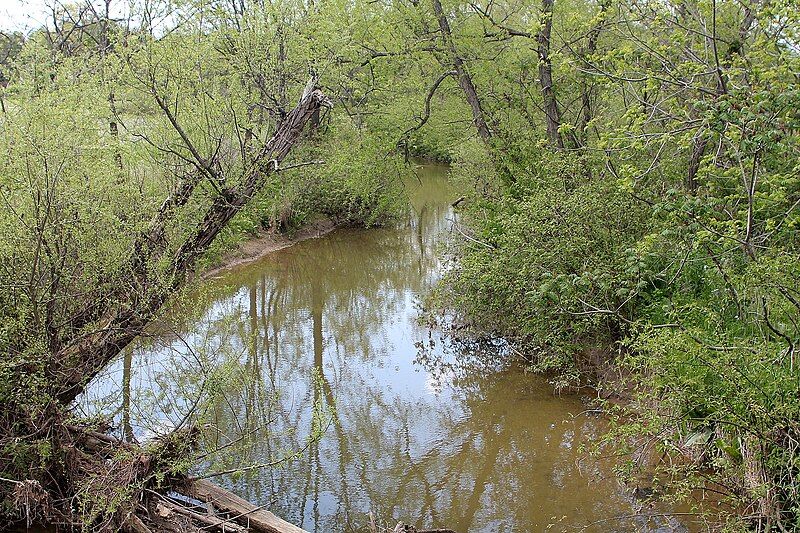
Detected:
[
  {"left": 435, "top": 143, "right": 793, "bottom": 529},
  {"left": 202, "top": 217, "right": 339, "bottom": 279},
  {"left": 83, "top": 164, "right": 693, "bottom": 532}
]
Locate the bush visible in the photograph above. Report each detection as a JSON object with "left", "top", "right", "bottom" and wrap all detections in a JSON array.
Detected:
[
  {"left": 432, "top": 140, "right": 651, "bottom": 381},
  {"left": 434, "top": 128, "right": 800, "bottom": 527}
]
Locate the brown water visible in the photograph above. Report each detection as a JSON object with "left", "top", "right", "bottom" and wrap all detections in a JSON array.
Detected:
[{"left": 80, "top": 163, "right": 689, "bottom": 532}]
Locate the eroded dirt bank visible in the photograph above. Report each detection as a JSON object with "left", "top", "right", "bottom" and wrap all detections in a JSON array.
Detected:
[{"left": 203, "top": 217, "right": 338, "bottom": 279}]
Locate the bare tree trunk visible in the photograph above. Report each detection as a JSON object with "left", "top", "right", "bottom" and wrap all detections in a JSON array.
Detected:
[
  {"left": 577, "top": 0, "right": 609, "bottom": 147},
  {"left": 537, "top": 0, "right": 563, "bottom": 149},
  {"left": 430, "top": 0, "right": 492, "bottom": 142},
  {"left": 51, "top": 88, "right": 330, "bottom": 405},
  {"left": 686, "top": 135, "right": 707, "bottom": 192},
  {"left": 121, "top": 349, "right": 133, "bottom": 442}
]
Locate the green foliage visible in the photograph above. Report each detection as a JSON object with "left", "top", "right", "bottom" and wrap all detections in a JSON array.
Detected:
[
  {"left": 0, "top": 0, "right": 406, "bottom": 525},
  {"left": 290, "top": 126, "right": 408, "bottom": 226},
  {"left": 434, "top": 140, "right": 651, "bottom": 377},
  {"left": 424, "top": 0, "right": 800, "bottom": 526},
  {"left": 0, "top": 0, "right": 798, "bottom": 528}
]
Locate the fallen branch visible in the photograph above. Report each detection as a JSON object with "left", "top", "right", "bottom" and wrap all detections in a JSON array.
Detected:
[
  {"left": 58, "top": 423, "right": 308, "bottom": 532},
  {"left": 182, "top": 479, "right": 308, "bottom": 533},
  {"left": 154, "top": 498, "right": 247, "bottom": 533}
]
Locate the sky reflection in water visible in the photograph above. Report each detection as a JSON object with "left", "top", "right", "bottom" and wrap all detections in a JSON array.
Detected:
[{"left": 80, "top": 164, "right": 687, "bottom": 532}]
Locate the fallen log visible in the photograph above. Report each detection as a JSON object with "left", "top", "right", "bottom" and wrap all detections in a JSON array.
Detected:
[
  {"left": 155, "top": 498, "right": 247, "bottom": 532},
  {"left": 183, "top": 479, "right": 308, "bottom": 533},
  {"left": 62, "top": 424, "right": 308, "bottom": 533}
]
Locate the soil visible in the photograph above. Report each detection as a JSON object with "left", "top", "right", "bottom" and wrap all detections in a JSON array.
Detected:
[{"left": 202, "top": 217, "right": 338, "bottom": 279}]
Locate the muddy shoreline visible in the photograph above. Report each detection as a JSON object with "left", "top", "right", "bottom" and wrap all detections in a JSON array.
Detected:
[{"left": 202, "top": 217, "right": 339, "bottom": 279}]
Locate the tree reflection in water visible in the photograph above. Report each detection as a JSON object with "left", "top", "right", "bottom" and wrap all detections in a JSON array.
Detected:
[{"left": 79, "top": 164, "right": 687, "bottom": 532}]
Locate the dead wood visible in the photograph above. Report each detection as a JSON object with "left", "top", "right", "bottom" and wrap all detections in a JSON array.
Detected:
[
  {"left": 63, "top": 424, "right": 306, "bottom": 532},
  {"left": 154, "top": 499, "right": 247, "bottom": 532},
  {"left": 2, "top": 86, "right": 327, "bottom": 533},
  {"left": 123, "top": 513, "right": 154, "bottom": 533},
  {"left": 50, "top": 85, "right": 332, "bottom": 406},
  {"left": 182, "top": 479, "right": 308, "bottom": 533}
]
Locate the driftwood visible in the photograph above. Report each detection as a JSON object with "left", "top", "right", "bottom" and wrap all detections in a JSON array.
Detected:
[
  {"left": 66, "top": 424, "right": 308, "bottom": 533},
  {"left": 154, "top": 498, "right": 247, "bottom": 532},
  {"left": 183, "top": 479, "right": 308, "bottom": 533}
]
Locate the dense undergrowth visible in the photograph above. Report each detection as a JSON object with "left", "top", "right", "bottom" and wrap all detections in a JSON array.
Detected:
[
  {"left": 0, "top": 16, "right": 405, "bottom": 528},
  {"left": 203, "top": 123, "right": 409, "bottom": 267},
  {"left": 1, "top": 0, "right": 798, "bottom": 529},
  {"left": 427, "top": 124, "right": 799, "bottom": 530},
  {"left": 398, "top": 1, "right": 800, "bottom": 528}
]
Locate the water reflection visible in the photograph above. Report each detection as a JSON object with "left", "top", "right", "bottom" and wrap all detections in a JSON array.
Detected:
[{"left": 80, "top": 164, "right": 687, "bottom": 532}]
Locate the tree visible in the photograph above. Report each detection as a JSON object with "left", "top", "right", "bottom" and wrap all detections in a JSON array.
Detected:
[{"left": 0, "top": 6, "right": 332, "bottom": 527}]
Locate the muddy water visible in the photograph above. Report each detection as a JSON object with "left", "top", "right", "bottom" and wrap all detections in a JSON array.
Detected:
[{"left": 80, "top": 163, "right": 688, "bottom": 532}]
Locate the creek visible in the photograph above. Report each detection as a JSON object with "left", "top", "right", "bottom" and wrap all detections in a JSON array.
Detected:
[{"left": 80, "top": 163, "right": 687, "bottom": 532}]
